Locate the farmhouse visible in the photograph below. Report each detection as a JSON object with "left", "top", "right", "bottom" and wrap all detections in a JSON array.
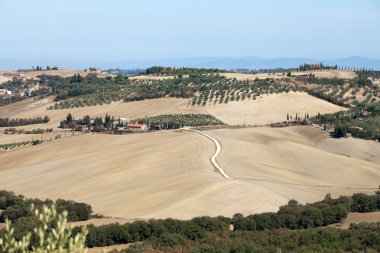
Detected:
[
  {"left": 84, "top": 67, "right": 102, "bottom": 73},
  {"left": 126, "top": 123, "right": 149, "bottom": 131},
  {"left": 0, "top": 89, "right": 12, "bottom": 96},
  {"left": 368, "top": 77, "right": 380, "bottom": 86},
  {"left": 47, "top": 66, "right": 60, "bottom": 70},
  {"left": 308, "top": 63, "right": 321, "bottom": 68},
  {"left": 233, "top": 68, "right": 255, "bottom": 74}
]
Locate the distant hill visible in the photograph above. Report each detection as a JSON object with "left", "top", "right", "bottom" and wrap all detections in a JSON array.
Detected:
[
  {"left": 114, "top": 56, "right": 380, "bottom": 70},
  {"left": 0, "top": 56, "right": 379, "bottom": 71}
]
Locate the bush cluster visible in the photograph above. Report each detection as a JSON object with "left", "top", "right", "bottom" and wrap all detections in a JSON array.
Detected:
[
  {"left": 80, "top": 216, "right": 230, "bottom": 248},
  {"left": 0, "top": 190, "right": 92, "bottom": 223},
  {"left": 133, "top": 114, "right": 225, "bottom": 129},
  {"left": 121, "top": 223, "right": 380, "bottom": 253},
  {"left": 232, "top": 195, "right": 350, "bottom": 231},
  {"left": 0, "top": 116, "right": 49, "bottom": 127}
]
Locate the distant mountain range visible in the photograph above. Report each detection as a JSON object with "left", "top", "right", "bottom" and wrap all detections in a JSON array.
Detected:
[{"left": 1, "top": 56, "right": 379, "bottom": 70}]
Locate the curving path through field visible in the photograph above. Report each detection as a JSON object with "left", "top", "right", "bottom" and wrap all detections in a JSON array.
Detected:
[
  {"left": 183, "top": 128, "right": 232, "bottom": 179},
  {"left": 184, "top": 128, "right": 378, "bottom": 190}
]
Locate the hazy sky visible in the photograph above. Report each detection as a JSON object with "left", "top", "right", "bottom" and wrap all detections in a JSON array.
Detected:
[{"left": 0, "top": 0, "right": 379, "bottom": 63}]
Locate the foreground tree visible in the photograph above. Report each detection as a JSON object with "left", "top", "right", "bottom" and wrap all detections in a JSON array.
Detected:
[{"left": 0, "top": 204, "right": 88, "bottom": 253}]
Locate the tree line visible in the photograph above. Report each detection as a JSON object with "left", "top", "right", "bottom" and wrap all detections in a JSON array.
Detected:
[
  {"left": 231, "top": 192, "right": 380, "bottom": 231},
  {"left": 133, "top": 114, "right": 225, "bottom": 129},
  {"left": 121, "top": 223, "right": 380, "bottom": 253},
  {"left": 0, "top": 116, "right": 49, "bottom": 127},
  {"left": 311, "top": 101, "right": 380, "bottom": 141},
  {"left": 145, "top": 66, "right": 226, "bottom": 75},
  {"left": 60, "top": 113, "right": 225, "bottom": 132},
  {"left": 0, "top": 190, "right": 92, "bottom": 224},
  {"left": 1, "top": 189, "right": 380, "bottom": 252},
  {"left": 298, "top": 63, "right": 338, "bottom": 71},
  {"left": 74, "top": 191, "right": 380, "bottom": 248}
]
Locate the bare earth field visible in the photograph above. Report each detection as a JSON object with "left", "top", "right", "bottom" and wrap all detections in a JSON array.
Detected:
[
  {"left": 201, "top": 92, "right": 345, "bottom": 125},
  {"left": 0, "top": 69, "right": 114, "bottom": 82},
  {"left": 291, "top": 70, "right": 357, "bottom": 79},
  {"left": 222, "top": 72, "right": 287, "bottom": 80},
  {"left": 211, "top": 127, "right": 380, "bottom": 203},
  {"left": 222, "top": 70, "right": 356, "bottom": 80},
  {"left": 333, "top": 212, "right": 380, "bottom": 229},
  {"left": 128, "top": 74, "right": 176, "bottom": 80},
  {"left": 0, "top": 131, "right": 287, "bottom": 219},
  {"left": 0, "top": 75, "right": 12, "bottom": 84},
  {"left": 0, "top": 125, "right": 379, "bottom": 220},
  {"left": 87, "top": 244, "right": 130, "bottom": 253}
]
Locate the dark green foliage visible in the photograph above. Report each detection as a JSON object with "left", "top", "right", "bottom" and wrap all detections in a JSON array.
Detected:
[
  {"left": 299, "top": 206, "right": 324, "bottom": 228},
  {"left": 31, "top": 139, "right": 42, "bottom": 145},
  {"left": 133, "top": 114, "right": 225, "bottom": 129},
  {"left": 62, "top": 113, "right": 225, "bottom": 133},
  {"left": 31, "top": 69, "right": 378, "bottom": 112},
  {"left": 0, "top": 190, "right": 92, "bottom": 223},
  {"left": 4, "top": 128, "right": 52, "bottom": 135},
  {"left": 3, "top": 67, "right": 380, "bottom": 113},
  {"left": 232, "top": 195, "right": 351, "bottom": 231},
  {"left": 311, "top": 101, "right": 380, "bottom": 141},
  {"left": 70, "top": 74, "right": 83, "bottom": 83},
  {"left": 82, "top": 216, "right": 230, "bottom": 248},
  {"left": 351, "top": 193, "right": 380, "bottom": 213},
  {"left": 75, "top": 194, "right": 376, "bottom": 250},
  {"left": 332, "top": 126, "right": 347, "bottom": 138},
  {"left": 3, "top": 190, "right": 380, "bottom": 252},
  {"left": 299, "top": 63, "right": 338, "bottom": 71},
  {"left": 145, "top": 66, "right": 225, "bottom": 75},
  {"left": 0, "top": 140, "right": 32, "bottom": 151},
  {"left": 0, "top": 96, "right": 25, "bottom": 107},
  {"left": 0, "top": 116, "right": 49, "bottom": 127},
  {"left": 56, "top": 199, "right": 92, "bottom": 221},
  {"left": 120, "top": 224, "right": 380, "bottom": 253},
  {"left": 355, "top": 70, "right": 380, "bottom": 79}
]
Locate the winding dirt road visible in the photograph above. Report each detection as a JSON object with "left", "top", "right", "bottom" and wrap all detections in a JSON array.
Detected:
[
  {"left": 185, "top": 128, "right": 378, "bottom": 191},
  {"left": 184, "top": 128, "right": 232, "bottom": 179},
  {"left": 183, "top": 128, "right": 232, "bottom": 179}
]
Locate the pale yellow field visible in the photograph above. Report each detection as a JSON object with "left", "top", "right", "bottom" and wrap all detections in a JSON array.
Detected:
[
  {"left": 201, "top": 92, "right": 345, "bottom": 125},
  {"left": 211, "top": 126, "right": 380, "bottom": 203},
  {"left": 332, "top": 212, "right": 380, "bottom": 229},
  {"left": 222, "top": 72, "right": 287, "bottom": 80},
  {"left": 0, "top": 75, "right": 12, "bottom": 84},
  {"left": 0, "top": 125, "right": 379, "bottom": 220},
  {"left": 222, "top": 70, "right": 357, "bottom": 80},
  {"left": 87, "top": 244, "right": 130, "bottom": 253},
  {"left": 0, "top": 130, "right": 288, "bottom": 219},
  {"left": 128, "top": 74, "right": 176, "bottom": 80},
  {"left": 0, "top": 69, "right": 114, "bottom": 82},
  {"left": 291, "top": 70, "right": 357, "bottom": 79}
]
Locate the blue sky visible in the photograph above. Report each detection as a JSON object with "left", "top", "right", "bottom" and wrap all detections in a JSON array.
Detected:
[{"left": 0, "top": 0, "right": 379, "bottom": 65}]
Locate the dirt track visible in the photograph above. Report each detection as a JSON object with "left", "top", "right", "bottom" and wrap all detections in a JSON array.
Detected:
[
  {"left": 184, "top": 128, "right": 231, "bottom": 179},
  {"left": 188, "top": 128, "right": 379, "bottom": 191}
]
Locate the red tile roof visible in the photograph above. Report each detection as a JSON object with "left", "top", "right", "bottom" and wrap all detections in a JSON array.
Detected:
[{"left": 127, "top": 123, "right": 147, "bottom": 128}]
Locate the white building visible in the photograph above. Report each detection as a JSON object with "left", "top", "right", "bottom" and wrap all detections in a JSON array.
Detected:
[{"left": 0, "top": 89, "right": 12, "bottom": 96}]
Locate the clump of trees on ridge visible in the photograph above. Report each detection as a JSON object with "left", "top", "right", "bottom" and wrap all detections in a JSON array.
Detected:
[{"left": 0, "top": 116, "right": 49, "bottom": 127}]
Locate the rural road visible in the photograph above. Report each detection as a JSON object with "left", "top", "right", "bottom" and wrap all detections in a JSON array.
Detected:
[
  {"left": 183, "top": 128, "right": 377, "bottom": 190},
  {"left": 183, "top": 128, "right": 232, "bottom": 179}
]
